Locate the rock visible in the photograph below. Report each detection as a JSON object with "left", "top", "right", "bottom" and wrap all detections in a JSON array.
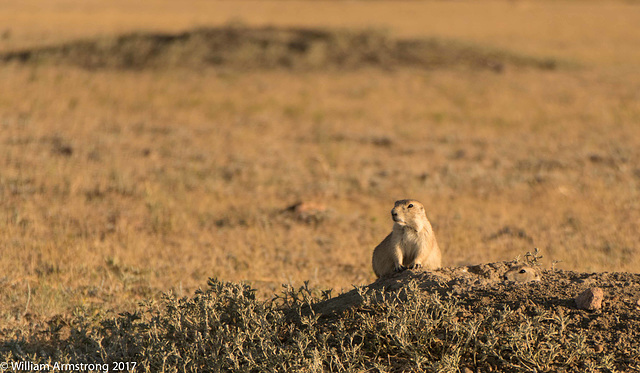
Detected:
[{"left": 575, "top": 287, "right": 604, "bottom": 311}]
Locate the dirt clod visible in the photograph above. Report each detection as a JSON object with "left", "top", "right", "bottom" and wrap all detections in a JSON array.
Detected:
[
  {"left": 283, "top": 201, "right": 329, "bottom": 223},
  {"left": 575, "top": 287, "right": 604, "bottom": 311}
]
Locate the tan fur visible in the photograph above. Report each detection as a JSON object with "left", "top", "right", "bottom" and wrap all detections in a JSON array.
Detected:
[
  {"left": 503, "top": 265, "right": 541, "bottom": 283},
  {"left": 372, "top": 199, "right": 441, "bottom": 278}
]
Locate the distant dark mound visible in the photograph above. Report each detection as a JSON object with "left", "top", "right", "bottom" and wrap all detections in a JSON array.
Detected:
[{"left": 0, "top": 26, "right": 559, "bottom": 71}]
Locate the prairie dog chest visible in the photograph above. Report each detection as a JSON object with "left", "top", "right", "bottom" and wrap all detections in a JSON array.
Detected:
[{"left": 397, "top": 227, "right": 425, "bottom": 258}]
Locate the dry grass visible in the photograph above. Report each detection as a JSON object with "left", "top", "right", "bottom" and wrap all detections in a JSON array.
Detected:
[{"left": 1, "top": 0, "right": 639, "bottom": 334}]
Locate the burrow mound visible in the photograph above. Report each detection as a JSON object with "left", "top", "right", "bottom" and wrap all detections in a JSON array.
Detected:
[
  {"left": 0, "top": 26, "right": 559, "bottom": 71},
  {"left": 2, "top": 261, "right": 639, "bottom": 372},
  {"left": 313, "top": 261, "right": 640, "bottom": 367}
]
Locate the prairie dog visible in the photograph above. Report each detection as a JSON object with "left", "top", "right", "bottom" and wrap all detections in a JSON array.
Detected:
[
  {"left": 503, "top": 265, "right": 541, "bottom": 283},
  {"left": 372, "top": 199, "right": 441, "bottom": 278}
]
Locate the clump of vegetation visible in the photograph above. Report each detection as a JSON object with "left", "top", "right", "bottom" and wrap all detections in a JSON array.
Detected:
[
  {"left": 2, "top": 278, "right": 625, "bottom": 372},
  {"left": 0, "top": 25, "right": 559, "bottom": 71}
]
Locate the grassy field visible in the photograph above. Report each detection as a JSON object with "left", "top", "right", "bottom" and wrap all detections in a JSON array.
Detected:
[{"left": 1, "top": 0, "right": 639, "bottom": 336}]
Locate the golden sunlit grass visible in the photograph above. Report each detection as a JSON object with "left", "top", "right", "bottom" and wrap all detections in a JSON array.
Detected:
[{"left": 1, "top": 0, "right": 639, "bottom": 333}]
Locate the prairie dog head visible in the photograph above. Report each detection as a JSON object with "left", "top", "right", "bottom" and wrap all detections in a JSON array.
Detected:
[
  {"left": 503, "top": 265, "right": 541, "bottom": 283},
  {"left": 391, "top": 199, "right": 428, "bottom": 231}
]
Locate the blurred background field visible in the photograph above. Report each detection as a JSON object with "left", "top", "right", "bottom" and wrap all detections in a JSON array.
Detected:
[{"left": 1, "top": 0, "right": 639, "bottom": 329}]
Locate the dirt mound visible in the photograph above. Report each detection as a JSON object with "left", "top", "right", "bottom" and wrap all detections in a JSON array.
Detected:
[
  {"left": 0, "top": 26, "right": 559, "bottom": 71},
  {"left": 2, "top": 263, "right": 639, "bottom": 371},
  {"left": 313, "top": 261, "right": 640, "bottom": 369}
]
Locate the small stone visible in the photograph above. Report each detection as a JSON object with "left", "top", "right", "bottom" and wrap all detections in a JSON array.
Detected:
[
  {"left": 575, "top": 287, "right": 604, "bottom": 311},
  {"left": 462, "top": 368, "right": 474, "bottom": 373}
]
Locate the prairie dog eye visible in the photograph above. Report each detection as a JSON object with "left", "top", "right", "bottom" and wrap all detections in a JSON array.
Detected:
[
  {"left": 408, "top": 204, "right": 414, "bottom": 208},
  {"left": 519, "top": 269, "right": 527, "bottom": 274}
]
